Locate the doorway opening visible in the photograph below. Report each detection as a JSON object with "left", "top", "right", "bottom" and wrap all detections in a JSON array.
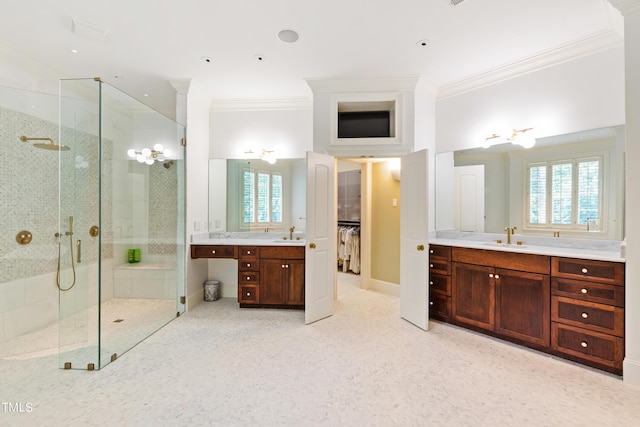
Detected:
[{"left": 335, "top": 158, "right": 401, "bottom": 299}]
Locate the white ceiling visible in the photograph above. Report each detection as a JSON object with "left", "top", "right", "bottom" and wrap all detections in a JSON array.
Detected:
[{"left": 0, "top": 0, "right": 623, "bottom": 119}]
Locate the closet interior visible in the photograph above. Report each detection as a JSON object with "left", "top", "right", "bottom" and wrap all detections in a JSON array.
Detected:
[{"left": 337, "top": 168, "right": 361, "bottom": 274}]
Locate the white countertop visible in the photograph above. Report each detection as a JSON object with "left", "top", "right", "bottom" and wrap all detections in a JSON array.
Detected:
[
  {"left": 430, "top": 237, "right": 625, "bottom": 263},
  {"left": 192, "top": 238, "right": 306, "bottom": 247}
]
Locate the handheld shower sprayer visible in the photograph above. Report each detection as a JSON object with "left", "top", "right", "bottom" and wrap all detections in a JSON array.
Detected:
[{"left": 56, "top": 215, "right": 77, "bottom": 291}]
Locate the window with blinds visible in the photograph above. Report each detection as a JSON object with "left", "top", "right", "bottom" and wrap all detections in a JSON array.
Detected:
[
  {"left": 242, "top": 170, "right": 283, "bottom": 226},
  {"left": 526, "top": 156, "right": 603, "bottom": 231}
]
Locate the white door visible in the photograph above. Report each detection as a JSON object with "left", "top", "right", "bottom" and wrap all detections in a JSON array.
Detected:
[
  {"left": 305, "top": 151, "right": 336, "bottom": 324},
  {"left": 454, "top": 165, "right": 485, "bottom": 232},
  {"left": 400, "top": 149, "right": 429, "bottom": 330}
]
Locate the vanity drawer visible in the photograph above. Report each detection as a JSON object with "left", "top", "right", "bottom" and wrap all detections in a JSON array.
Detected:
[
  {"left": 429, "top": 292, "right": 450, "bottom": 321},
  {"left": 429, "top": 259, "right": 450, "bottom": 276},
  {"left": 238, "top": 284, "right": 259, "bottom": 304},
  {"left": 429, "top": 273, "right": 450, "bottom": 295},
  {"left": 238, "top": 272, "right": 259, "bottom": 284},
  {"left": 552, "top": 296, "right": 624, "bottom": 337},
  {"left": 552, "top": 278, "right": 624, "bottom": 307},
  {"left": 239, "top": 246, "right": 259, "bottom": 261},
  {"left": 239, "top": 261, "right": 259, "bottom": 271},
  {"left": 552, "top": 322, "right": 623, "bottom": 371},
  {"left": 552, "top": 257, "right": 624, "bottom": 285},
  {"left": 429, "top": 244, "right": 451, "bottom": 261},
  {"left": 260, "top": 246, "right": 305, "bottom": 259},
  {"left": 191, "top": 245, "right": 237, "bottom": 259}
]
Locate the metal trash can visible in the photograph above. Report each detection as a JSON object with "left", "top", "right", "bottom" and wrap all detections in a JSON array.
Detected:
[{"left": 204, "top": 280, "right": 221, "bottom": 301}]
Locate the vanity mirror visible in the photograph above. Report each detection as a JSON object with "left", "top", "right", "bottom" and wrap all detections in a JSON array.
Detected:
[
  {"left": 208, "top": 158, "right": 306, "bottom": 233},
  {"left": 435, "top": 126, "right": 625, "bottom": 240}
]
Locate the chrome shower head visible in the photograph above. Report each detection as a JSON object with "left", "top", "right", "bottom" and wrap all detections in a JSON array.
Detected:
[{"left": 20, "top": 135, "right": 71, "bottom": 151}]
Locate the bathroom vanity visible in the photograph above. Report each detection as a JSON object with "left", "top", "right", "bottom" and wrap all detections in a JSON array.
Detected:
[
  {"left": 429, "top": 240, "right": 625, "bottom": 375},
  {"left": 191, "top": 236, "right": 305, "bottom": 309}
]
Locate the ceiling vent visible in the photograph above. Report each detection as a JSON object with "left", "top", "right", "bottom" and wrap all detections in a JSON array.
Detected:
[{"left": 71, "top": 17, "right": 110, "bottom": 42}]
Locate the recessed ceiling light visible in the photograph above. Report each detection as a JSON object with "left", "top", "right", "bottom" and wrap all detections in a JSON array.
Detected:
[
  {"left": 71, "top": 48, "right": 79, "bottom": 54},
  {"left": 416, "top": 39, "right": 429, "bottom": 47},
  {"left": 143, "top": 93, "right": 150, "bottom": 97},
  {"left": 201, "top": 56, "right": 212, "bottom": 63},
  {"left": 277, "top": 29, "right": 299, "bottom": 43}
]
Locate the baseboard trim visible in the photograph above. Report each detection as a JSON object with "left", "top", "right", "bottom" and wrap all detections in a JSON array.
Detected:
[
  {"left": 623, "top": 358, "right": 640, "bottom": 385},
  {"left": 369, "top": 279, "right": 400, "bottom": 296},
  {"left": 186, "top": 288, "right": 204, "bottom": 311}
]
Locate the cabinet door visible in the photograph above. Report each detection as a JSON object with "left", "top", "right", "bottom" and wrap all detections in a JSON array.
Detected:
[
  {"left": 496, "top": 269, "right": 550, "bottom": 347},
  {"left": 260, "top": 259, "right": 285, "bottom": 304},
  {"left": 285, "top": 259, "right": 305, "bottom": 306},
  {"left": 452, "top": 262, "right": 495, "bottom": 331}
]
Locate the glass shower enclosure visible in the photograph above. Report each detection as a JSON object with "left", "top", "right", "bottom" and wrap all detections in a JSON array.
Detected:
[
  {"left": 57, "top": 78, "right": 186, "bottom": 370},
  {"left": 0, "top": 79, "right": 185, "bottom": 369}
]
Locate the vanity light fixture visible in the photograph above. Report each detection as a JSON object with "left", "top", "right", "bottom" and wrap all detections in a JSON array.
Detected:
[
  {"left": 481, "top": 128, "right": 535, "bottom": 149},
  {"left": 244, "top": 149, "right": 277, "bottom": 165},
  {"left": 127, "top": 143, "right": 172, "bottom": 165}
]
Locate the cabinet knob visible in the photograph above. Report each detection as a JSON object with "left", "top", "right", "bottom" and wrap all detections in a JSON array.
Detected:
[
  {"left": 581, "top": 268, "right": 588, "bottom": 274},
  {"left": 247, "top": 276, "right": 251, "bottom": 280},
  {"left": 429, "top": 301, "right": 434, "bottom": 306},
  {"left": 247, "top": 263, "right": 251, "bottom": 267},
  {"left": 581, "top": 288, "right": 588, "bottom": 294},
  {"left": 246, "top": 292, "right": 251, "bottom": 296},
  {"left": 282, "top": 265, "right": 286, "bottom": 268},
  {"left": 581, "top": 341, "right": 588, "bottom": 348},
  {"left": 247, "top": 250, "right": 251, "bottom": 255},
  {"left": 581, "top": 312, "right": 589, "bottom": 319},
  {"left": 489, "top": 273, "right": 494, "bottom": 278},
  {"left": 211, "top": 250, "right": 216, "bottom": 254},
  {"left": 429, "top": 249, "right": 434, "bottom": 254},
  {"left": 495, "top": 274, "right": 500, "bottom": 279},
  {"left": 430, "top": 264, "right": 434, "bottom": 268},
  {"left": 429, "top": 281, "right": 433, "bottom": 285}
]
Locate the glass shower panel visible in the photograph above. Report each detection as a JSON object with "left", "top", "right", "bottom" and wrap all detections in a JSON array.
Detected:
[{"left": 58, "top": 78, "right": 185, "bottom": 370}]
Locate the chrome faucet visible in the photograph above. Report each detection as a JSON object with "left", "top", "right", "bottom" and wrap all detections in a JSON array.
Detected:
[
  {"left": 504, "top": 226, "right": 517, "bottom": 245},
  {"left": 289, "top": 226, "right": 295, "bottom": 240}
]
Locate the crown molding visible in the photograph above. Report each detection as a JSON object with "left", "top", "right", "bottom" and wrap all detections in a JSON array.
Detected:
[
  {"left": 437, "top": 28, "right": 623, "bottom": 101},
  {"left": 608, "top": 0, "right": 640, "bottom": 15},
  {"left": 210, "top": 97, "right": 312, "bottom": 111}
]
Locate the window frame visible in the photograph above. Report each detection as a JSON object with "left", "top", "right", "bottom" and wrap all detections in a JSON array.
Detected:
[
  {"left": 241, "top": 167, "right": 284, "bottom": 228},
  {"left": 525, "top": 153, "right": 606, "bottom": 233}
]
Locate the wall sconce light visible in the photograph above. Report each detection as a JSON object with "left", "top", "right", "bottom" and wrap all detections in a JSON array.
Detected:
[
  {"left": 245, "top": 149, "right": 277, "bottom": 164},
  {"left": 127, "top": 144, "right": 172, "bottom": 165},
  {"left": 481, "top": 127, "right": 535, "bottom": 149},
  {"left": 388, "top": 158, "right": 401, "bottom": 181}
]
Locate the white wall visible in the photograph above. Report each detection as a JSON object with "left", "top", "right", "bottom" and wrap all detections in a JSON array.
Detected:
[
  {"left": 210, "top": 108, "right": 312, "bottom": 159},
  {"left": 435, "top": 46, "right": 625, "bottom": 154},
  {"left": 620, "top": 5, "right": 640, "bottom": 386}
]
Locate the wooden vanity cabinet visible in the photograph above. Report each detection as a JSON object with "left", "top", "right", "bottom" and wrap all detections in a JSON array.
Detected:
[
  {"left": 451, "top": 248, "right": 551, "bottom": 348},
  {"left": 191, "top": 244, "right": 237, "bottom": 259},
  {"left": 256, "top": 246, "right": 305, "bottom": 308},
  {"left": 551, "top": 257, "right": 625, "bottom": 374},
  {"left": 429, "top": 244, "right": 451, "bottom": 321}
]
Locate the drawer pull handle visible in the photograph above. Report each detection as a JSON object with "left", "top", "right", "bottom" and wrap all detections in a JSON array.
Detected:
[
  {"left": 247, "top": 263, "right": 251, "bottom": 267},
  {"left": 429, "top": 281, "right": 434, "bottom": 285},
  {"left": 246, "top": 292, "right": 251, "bottom": 296},
  {"left": 429, "top": 301, "right": 434, "bottom": 306},
  {"left": 581, "top": 288, "right": 588, "bottom": 294},
  {"left": 489, "top": 273, "right": 494, "bottom": 278},
  {"left": 495, "top": 274, "right": 500, "bottom": 279},
  {"left": 247, "top": 250, "right": 251, "bottom": 254},
  {"left": 429, "top": 249, "right": 434, "bottom": 254},
  {"left": 581, "top": 312, "right": 588, "bottom": 319},
  {"left": 211, "top": 250, "right": 216, "bottom": 254},
  {"left": 247, "top": 276, "right": 251, "bottom": 280},
  {"left": 581, "top": 341, "right": 588, "bottom": 348},
  {"left": 581, "top": 268, "right": 588, "bottom": 274},
  {"left": 430, "top": 264, "right": 434, "bottom": 268}
]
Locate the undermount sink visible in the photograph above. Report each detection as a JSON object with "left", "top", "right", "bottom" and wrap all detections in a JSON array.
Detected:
[{"left": 483, "top": 242, "right": 528, "bottom": 249}]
